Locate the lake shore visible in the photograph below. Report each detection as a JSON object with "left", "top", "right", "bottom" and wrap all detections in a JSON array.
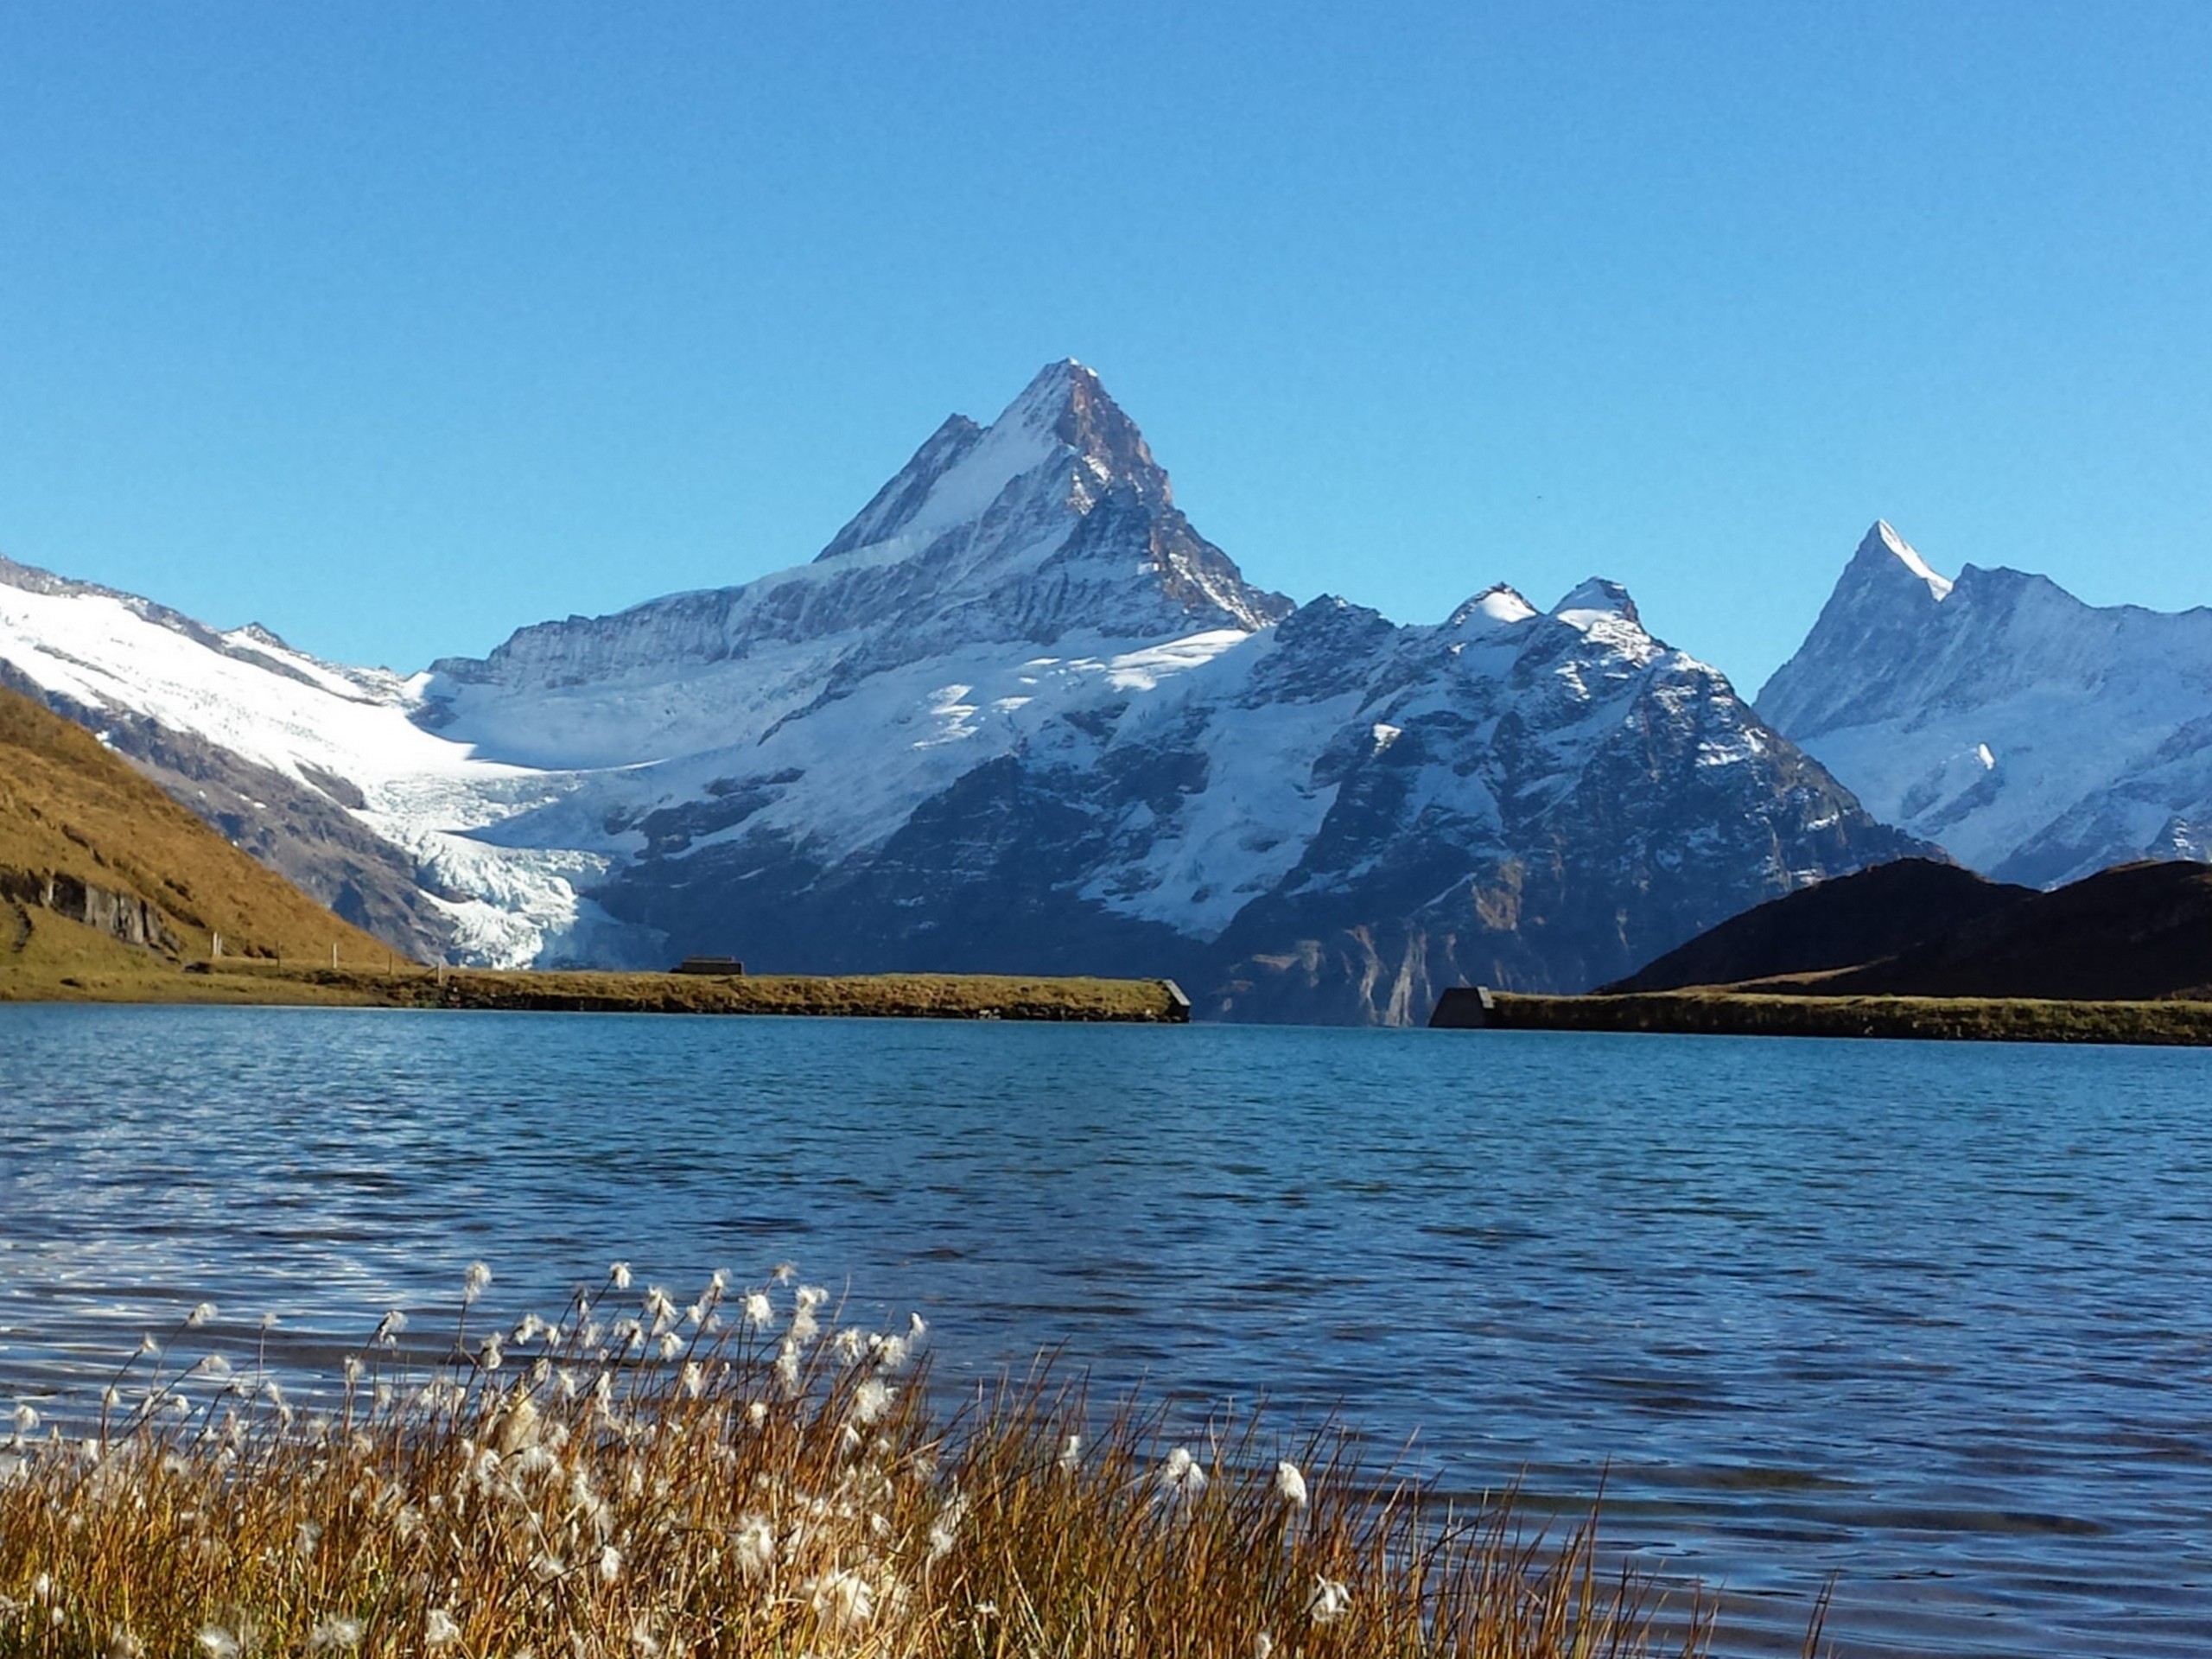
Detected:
[
  {"left": 0, "top": 960, "right": 1192, "bottom": 1022},
  {"left": 1434, "top": 985, "right": 2212, "bottom": 1045}
]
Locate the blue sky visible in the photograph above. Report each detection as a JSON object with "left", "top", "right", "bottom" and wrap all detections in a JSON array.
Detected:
[{"left": 3, "top": 3, "right": 2207, "bottom": 693}]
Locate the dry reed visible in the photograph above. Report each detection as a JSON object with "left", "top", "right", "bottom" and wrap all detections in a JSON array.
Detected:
[{"left": 0, "top": 1267, "right": 1768, "bottom": 1658}]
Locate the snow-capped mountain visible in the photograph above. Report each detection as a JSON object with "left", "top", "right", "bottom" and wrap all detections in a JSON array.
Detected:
[
  {"left": 1758, "top": 521, "right": 2212, "bottom": 887},
  {"left": 1, "top": 362, "right": 1924, "bottom": 1020}
]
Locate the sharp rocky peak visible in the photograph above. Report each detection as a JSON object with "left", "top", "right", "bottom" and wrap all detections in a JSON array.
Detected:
[
  {"left": 817, "top": 359, "right": 1173, "bottom": 563},
  {"left": 1003, "top": 359, "right": 1170, "bottom": 500},
  {"left": 1853, "top": 519, "right": 1954, "bottom": 603}
]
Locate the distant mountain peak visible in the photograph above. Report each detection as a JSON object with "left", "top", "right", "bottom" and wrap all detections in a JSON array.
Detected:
[
  {"left": 817, "top": 359, "right": 1169, "bottom": 563},
  {"left": 1760, "top": 521, "right": 2212, "bottom": 888},
  {"left": 988, "top": 358, "right": 1174, "bottom": 511},
  {"left": 1446, "top": 584, "right": 1538, "bottom": 634},
  {"left": 1859, "top": 519, "right": 1953, "bottom": 602},
  {"left": 1550, "top": 577, "right": 1642, "bottom": 629},
  {"left": 806, "top": 359, "right": 1287, "bottom": 635}
]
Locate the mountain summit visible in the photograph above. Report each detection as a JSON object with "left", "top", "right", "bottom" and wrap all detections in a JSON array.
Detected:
[{"left": 430, "top": 364, "right": 1289, "bottom": 740}]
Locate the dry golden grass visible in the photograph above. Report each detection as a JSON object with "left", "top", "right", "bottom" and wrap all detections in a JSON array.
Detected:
[
  {"left": 0, "top": 1272, "right": 1775, "bottom": 1658},
  {"left": 2, "top": 960, "right": 1184, "bottom": 1021},
  {"left": 0, "top": 684, "right": 391, "bottom": 977}
]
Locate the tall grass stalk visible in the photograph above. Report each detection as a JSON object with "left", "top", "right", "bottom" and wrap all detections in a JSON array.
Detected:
[{"left": 0, "top": 1269, "right": 1759, "bottom": 1657}]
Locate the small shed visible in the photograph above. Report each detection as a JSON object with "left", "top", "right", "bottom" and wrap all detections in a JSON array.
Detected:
[{"left": 671, "top": 956, "right": 746, "bottom": 976}]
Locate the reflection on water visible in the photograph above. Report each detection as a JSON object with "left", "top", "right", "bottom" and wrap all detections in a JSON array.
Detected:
[{"left": 2, "top": 1006, "right": 2209, "bottom": 1656}]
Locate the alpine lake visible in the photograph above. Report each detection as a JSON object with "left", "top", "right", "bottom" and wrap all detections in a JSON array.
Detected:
[{"left": 2, "top": 1004, "right": 2206, "bottom": 1656}]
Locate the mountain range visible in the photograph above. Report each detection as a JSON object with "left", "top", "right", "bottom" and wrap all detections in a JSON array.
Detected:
[
  {"left": 1758, "top": 521, "right": 2212, "bottom": 886},
  {"left": 3, "top": 363, "right": 2204, "bottom": 1020}
]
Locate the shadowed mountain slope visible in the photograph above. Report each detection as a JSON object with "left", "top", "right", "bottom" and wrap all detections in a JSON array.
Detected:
[
  {"left": 1602, "top": 858, "right": 2032, "bottom": 993},
  {"left": 1605, "top": 855, "right": 2212, "bottom": 1002}
]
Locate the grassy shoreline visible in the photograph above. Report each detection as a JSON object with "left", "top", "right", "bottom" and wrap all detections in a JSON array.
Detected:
[
  {"left": 0, "top": 1272, "right": 1764, "bottom": 1658},
  {"left": 0, "top": 962, "right": 1192, "bottom": 1023},
  {"left": 1438, "top": 987, "right": 2212, "bottom": 1045}
]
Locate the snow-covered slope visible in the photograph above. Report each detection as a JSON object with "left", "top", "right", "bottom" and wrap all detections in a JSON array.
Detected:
[
  {"left": 1758, "top": 522, "right": 2212, "bottom": 886},
  {"left": 0, "top": 561, "right": 626, "bottom": 963},
  {"left": 2, "top": 364, "right": 1925, "bottom": 1018}
]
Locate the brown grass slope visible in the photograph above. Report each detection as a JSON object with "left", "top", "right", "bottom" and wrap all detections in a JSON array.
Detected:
[{"left": 0, "top": 683, "right": 393, "bottom": 990}]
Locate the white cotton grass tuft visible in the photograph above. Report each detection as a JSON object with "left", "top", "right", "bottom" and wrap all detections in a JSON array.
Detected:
[
  {"left": 308, "top": 1617, "right": 362, "bottom": 1651},
  {"left": 424, "top": 1608, "right": 461, "bottom": 1649},
  {"left": 731, "top": 1512, "right": 776, "bottom": 1579},
  {"left": 810, "top": 1567, "right": 875, "bottom": 1630},
  {"left": 741, "top": 1290, "right": 773, "bottom": 1328},
  {"left": 853, "top": 1377, "right": 894, "bottom": 1425},
  {"left": 461, "top": 1262, "right": 492, "bottom": 1305},
  {"left": 608, "top": 1261, "right": 632, "bottom": 1291},
  {"left": 1057, "top": 1433, "right": 1083, "bottom": 1474},
  {"left": 790, "top": 1285, "right": 829, "bottom": 1344},
  {"left": 1309, "top": 1575, "right": 1351, "bottom": 1624},
  {"left": 1274, "top": 1459, "right": 1309, "bottom": 1509},
  {"left": 186, "top": 1301, "right": 218, "bottom": 1329},
  {"left": 1160, "top": 1444, "right": 1208, "bottom": 1501}
]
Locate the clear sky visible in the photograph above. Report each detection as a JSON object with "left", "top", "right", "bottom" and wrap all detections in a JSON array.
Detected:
[{"left": 3, "top": 3, "right": 2208, "bottom": 695}]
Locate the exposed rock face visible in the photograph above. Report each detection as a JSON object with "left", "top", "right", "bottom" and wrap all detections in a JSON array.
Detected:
[
  {"left": 1759, "top": 522, "right": 2212, "bottom": 886},
  {"left": 2, "top": 364, "right": 1927, "bottom": 1019},
  {"left": 0, "top": 866, "right": 178, "bottom": 953}
]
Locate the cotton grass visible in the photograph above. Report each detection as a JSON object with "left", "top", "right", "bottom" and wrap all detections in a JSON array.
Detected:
[{"left": 0, "top": 1265, "right": 1789, "bottom": 1658}]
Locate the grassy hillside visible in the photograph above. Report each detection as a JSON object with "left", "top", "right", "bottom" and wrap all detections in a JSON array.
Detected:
[{"left": 0, "top": 683, "right": 397, "bottom": 991}]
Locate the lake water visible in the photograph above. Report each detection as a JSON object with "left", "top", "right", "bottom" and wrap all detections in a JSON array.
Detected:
[{"left": 1, "top": 1006, "right": 2208, "bottom": 1656}]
